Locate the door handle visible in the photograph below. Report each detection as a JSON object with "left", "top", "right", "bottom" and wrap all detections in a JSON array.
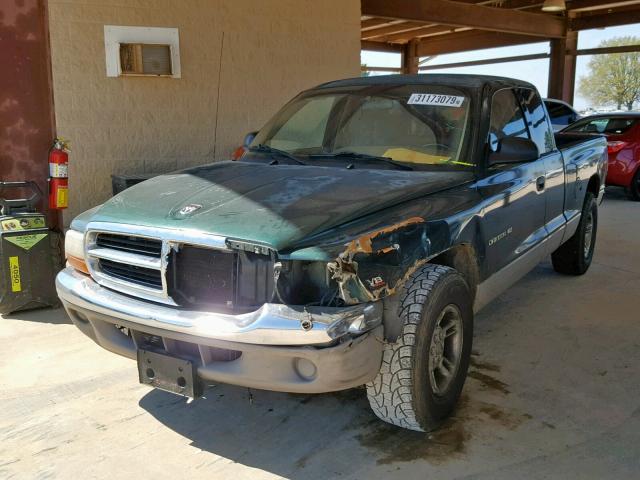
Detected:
[{"left": 536, "top": 176, "right": 546, "bottom": 192}]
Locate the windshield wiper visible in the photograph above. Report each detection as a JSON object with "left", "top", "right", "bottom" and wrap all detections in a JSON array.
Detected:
[
  {"left": 309, "top": 151, "right": 413, "bottom": 171},
  {"left": 248, "top": 144, "right": 307, "bottom": 165}
]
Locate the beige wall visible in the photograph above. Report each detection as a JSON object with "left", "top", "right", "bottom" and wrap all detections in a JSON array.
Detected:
[{"left": 47, "top": 0, "right": 361, "bottom": 224}]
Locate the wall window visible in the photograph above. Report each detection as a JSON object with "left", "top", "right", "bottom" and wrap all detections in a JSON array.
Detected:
[
  {"left": 119, "top": 44, "right": 172, "bottom": 76},
  {"left": 104, "top": 26, "right": 180, "bottom": 78}
]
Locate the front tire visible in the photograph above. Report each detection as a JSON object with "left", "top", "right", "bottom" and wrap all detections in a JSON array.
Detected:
[
  {"left": 551, "top": 192, "right": 597, "bottom": 275},
  {"left": 366, "top": 264, "right": 473, "bottom": 432}
]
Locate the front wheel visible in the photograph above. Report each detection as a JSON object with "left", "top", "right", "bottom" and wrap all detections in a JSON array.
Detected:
[
  {"left": 551, "top": 192, "right": 597, "bottom": 275},
  {"left": 366, "top": 264, "right": 473, "bottom": 432}
]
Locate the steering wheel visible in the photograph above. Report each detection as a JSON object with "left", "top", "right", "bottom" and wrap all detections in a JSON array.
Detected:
[
  {"left": 421, "top": 142, "right": 450, "bottom": 149},
  {"left": 420, "top": 143, "right": 451, "bottom": 155}
]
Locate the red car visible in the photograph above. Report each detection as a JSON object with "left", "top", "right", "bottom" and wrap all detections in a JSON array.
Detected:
[{"left": 563, "top": 113, "right": 640, "bottom": 200}]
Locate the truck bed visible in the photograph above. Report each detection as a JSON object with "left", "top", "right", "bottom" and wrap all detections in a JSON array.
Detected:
[{"left": 554, "top": 132, "right": 604, "bottom": 149}]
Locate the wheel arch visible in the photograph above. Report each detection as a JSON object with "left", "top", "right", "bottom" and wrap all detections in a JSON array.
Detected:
[
  {"left": 428, "top": 243, "right": 480, "bottom": 302},
  {"left": 587, "top": 174, "right": 600, "bottom": 197},
  {"left": 382, "top": 243, "right": 479, "bottom": 342}
]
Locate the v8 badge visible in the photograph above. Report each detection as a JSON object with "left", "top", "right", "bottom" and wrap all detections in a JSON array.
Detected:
[{"left": 366, "top": 276, "right": 386, "bottom": 289}]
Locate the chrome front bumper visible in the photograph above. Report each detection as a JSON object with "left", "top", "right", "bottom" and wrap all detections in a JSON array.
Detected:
[
  {"left": 56, "top": 267, "right": 384, "bottom": 393},
  {"left": 55, "top": 267, "right": 383, "bottom": 346}
]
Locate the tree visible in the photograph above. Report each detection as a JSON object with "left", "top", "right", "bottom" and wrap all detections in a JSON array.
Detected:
[{"left": 579, "top": 36, "right": 640, "bottom": 111}]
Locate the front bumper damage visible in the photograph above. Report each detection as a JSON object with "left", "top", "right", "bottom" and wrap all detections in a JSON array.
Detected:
[{"left": 56, "top": 267, "right": 384, "bottom": 394}]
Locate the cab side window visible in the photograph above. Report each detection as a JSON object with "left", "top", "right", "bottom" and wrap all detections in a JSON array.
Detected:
[
  {"left": 546, "top": 101, "right": 577, "bottom": 126},
  {"left": 520, "top": 89, "right": 555, "bottom": 154},
  {"left": 489, "top": 89, "right": 530, "bottom": 152}
]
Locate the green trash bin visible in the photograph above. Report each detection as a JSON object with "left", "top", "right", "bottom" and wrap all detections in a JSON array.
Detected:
[{"left": 0, "top": 181, "right": 59, "bottom": 315}]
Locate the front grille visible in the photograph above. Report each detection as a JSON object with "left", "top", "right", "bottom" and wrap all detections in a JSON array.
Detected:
[
  {"left": 168, "top": 246, "right": 236, "bottom": 308},
  {"left": 88, "top": 229, "right": 274, "bottom": 309},
  {"left": 96, "top": 233, "right": 162, "bottom": 257},
  {"left": 99, "top": 258, "right": 163, "bottom": 289}
]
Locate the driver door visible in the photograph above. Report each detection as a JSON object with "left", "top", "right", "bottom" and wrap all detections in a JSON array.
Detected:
[{"left": 477, "top": 88, "right": 547, "bottom": 277}]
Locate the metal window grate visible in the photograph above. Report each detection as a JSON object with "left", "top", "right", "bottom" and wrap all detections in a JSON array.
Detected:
[{"left": 119, "top": 43, "right": 172, "bottom": 76}]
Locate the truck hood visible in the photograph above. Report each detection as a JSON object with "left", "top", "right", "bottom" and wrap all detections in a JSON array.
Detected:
[{"left": 91, "top": 161, "right": 473, "bottom": 251}]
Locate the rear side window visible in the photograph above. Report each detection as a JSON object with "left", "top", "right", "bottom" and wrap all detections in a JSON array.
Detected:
[
  {"left": 545, "top": 101, "right": 576, "bottom": 125},
  {"left": 566, "top": 117, "right": 637, "bottom": 135},
  {"left": 489, "top": 89, "right": 530, "bottom": 151},
  {"left": 520, "top": 90, "right": 555, "bottom": 154}
]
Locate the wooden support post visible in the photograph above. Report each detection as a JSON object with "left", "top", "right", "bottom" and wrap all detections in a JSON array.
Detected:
[
  {"left": 402, "top": 39, "right": 420, "bottom": 74},
  {"left": 548, "top": 37, "right": 566, "bottom": 100},
  {"left": 548, "top": 30, "right": 578, "bottom": 104},
  {"left": 562, "top": 30, "right": 578, "bottom": 105}
]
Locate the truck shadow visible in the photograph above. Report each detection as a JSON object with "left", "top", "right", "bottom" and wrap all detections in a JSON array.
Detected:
[
  {"left": 138, "top": 364, "right": 527, "bottom": 479},
  {"left": 1, "top": 306, "right": 71, "bottom": 325},
  {"left": 603, "top": 186, "right": 632, "bottom": 202}
]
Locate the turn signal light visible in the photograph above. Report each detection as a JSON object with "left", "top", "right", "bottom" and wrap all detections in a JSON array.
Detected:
[
  {"left": 231, "top": 146, "right": 246, "bottom": 160},
  {"left": 67, "top": 255, "right": 90, "bottom": 275},
  {"left": 607, "top": 141, "right": 628, "bottom": 154}
]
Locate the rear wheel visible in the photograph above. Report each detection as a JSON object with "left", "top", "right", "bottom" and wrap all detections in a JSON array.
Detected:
[
  {"left": 366, "top": 264, "right": 473, "bottom": 432},
  {"left": 551, "top": 192, "right": 597, "bottom": 275},
  {"left": 628, "top": 169, "right": 640, "bottom": 201}
]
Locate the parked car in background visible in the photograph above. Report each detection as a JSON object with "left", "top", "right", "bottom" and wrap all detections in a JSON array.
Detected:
[
  {"left": 562, "top": 113, "right": 640, "bottom": 200},
  {"left": 544, "top": 98, "right": 581, "bottom": 131}
]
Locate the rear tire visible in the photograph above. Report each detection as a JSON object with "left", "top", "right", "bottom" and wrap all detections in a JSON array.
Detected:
[
  {"left": 628, "top": 169, "right": 640, "bottom": 201},
  {"left": 551, "top": 192, "right": 597, "bottom": 275},
  {"left": 366, "top": 264, "right": 473, "bottom": 432}
]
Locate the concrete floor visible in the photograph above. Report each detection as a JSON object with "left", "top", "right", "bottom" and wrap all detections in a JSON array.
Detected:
[{"left": 1, "top": 188, "right": 639, "bottom": 480}]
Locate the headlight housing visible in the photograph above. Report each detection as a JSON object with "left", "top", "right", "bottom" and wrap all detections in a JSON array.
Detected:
[
  {"left": 326, "top": 302, "right": 383, "bottom": 339},
  {"left": 65, "top": 229, "right": 89, "bottom": 274}
]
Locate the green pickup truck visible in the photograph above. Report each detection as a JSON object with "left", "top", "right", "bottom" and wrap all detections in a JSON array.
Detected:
[{"left": 57, "top": 74, "right": 607, "bottom": 432}]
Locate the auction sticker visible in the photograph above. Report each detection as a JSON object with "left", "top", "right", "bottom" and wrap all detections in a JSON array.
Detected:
[{"left": 408, "top": 93, "right": 465, "bottom": 107}]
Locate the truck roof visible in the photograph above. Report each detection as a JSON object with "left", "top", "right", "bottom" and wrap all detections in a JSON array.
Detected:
[{"left": 315, "top": 73, "right": 537, "bottom": 91}]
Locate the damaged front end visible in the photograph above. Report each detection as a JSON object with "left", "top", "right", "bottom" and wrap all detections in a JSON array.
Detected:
[
  {"left": 274, "top": 217, "right": 432, "bottom": 308},
  {"left": 326, "top": 217, "right": 431, "bottom": 304}
]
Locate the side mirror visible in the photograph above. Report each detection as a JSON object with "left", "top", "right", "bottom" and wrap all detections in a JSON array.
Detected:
[
  {"left": 243, "top": 131, "right": 258, "bottom": 148},
  {"left": 488, "top": 137, "right": 539, "bottom": 166},
  {"left": 232, "top": 131, "right": 259, "bottom": 161}
]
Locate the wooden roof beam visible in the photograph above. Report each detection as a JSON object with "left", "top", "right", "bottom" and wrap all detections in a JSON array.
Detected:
[
  {"left": 566, "top": 0, "right": 640, "bottom": 12},
  {"left": 361, "top": 40, "right": 404, "bottom": 53},
  {"left": 569, "top": 6, "right": 640, "bottom": 28},
  {"left": 417, "top": 30, "right": 548, "bottom": 56},
  {"left": 379, "top": 25, "right": 469, "bottom": 43},
  {"left": 361, "top": 0, "right": 566, "bottom": 38},
  {"left": 361, "top": 18, "right": 396, "bottom": 30},
  {"left": 362, "top": 21, "right": 433, "bottom": 39}
]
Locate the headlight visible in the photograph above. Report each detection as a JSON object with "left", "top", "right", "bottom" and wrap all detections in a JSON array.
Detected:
[
  {"left": 65, "top": 229, "right": 89, "bottom": 274},
  {"left": 326, "top": 302, "right": 383, "bottom": 339}
]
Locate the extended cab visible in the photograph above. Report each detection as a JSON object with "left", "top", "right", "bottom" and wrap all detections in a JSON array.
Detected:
[{"left": 57, "top": 75, "right": 607, "bottom": 432}]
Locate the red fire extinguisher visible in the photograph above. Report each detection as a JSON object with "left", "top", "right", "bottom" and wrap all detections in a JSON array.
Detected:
[{"left": 48, "top": 138, "right": 69, "bottom": 210}]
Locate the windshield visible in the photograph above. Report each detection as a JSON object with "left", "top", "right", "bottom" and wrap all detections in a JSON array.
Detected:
[{"left": 251, "top": 85, "right": 472, "bottom": 170}]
